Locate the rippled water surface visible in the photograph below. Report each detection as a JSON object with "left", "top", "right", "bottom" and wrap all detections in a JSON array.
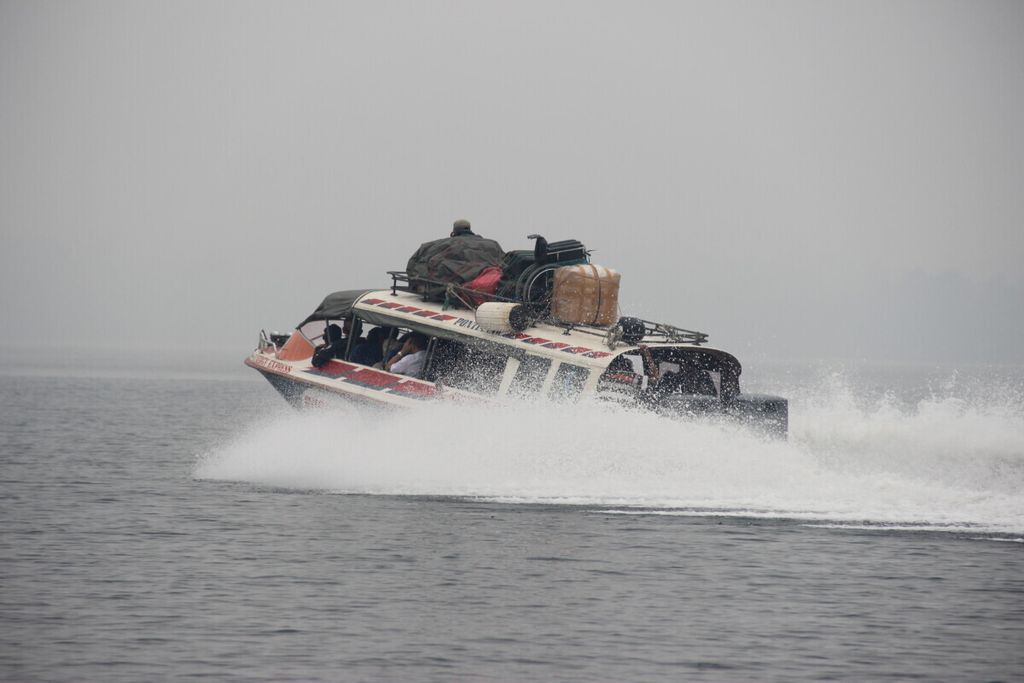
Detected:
[{"left": 1, "top": 349, "right": 1022, "bottom": 681}]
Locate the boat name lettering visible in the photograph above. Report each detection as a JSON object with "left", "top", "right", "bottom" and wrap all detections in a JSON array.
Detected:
[{"left": 253, "top": 355, "right": 292, "bottom": 373}]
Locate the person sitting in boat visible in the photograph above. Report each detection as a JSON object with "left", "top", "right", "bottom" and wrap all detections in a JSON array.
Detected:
[
  {"left": 384, "top": 331, "right": 429, "bottom": 378},
  {"left": 311, "top": 318, "right": 365, "bottom": 368},
  {"left": 372, "top": 327, "right": 401, "bottom": 369},
  {"left": 326, "top": 323, "right": 343, "bottom": 345},
  {"left": 351, "top": 327, "right": 386, "bottom": 366},
  {"left": 341, "top": 317, "right": 364, "bottom": 348},
  {"left": 311, "top": 323, "right": 344, "bottom": 368},
  {"left": 661, "top": 358, "right": 717, "bottom": 396}
]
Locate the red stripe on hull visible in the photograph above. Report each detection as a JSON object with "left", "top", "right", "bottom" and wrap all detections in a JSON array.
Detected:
[
  {"left": 316, "top": 360, "right": 360, "bottom": 377},
  {"left": 389, "top": 381, "right": 437, "bottom": 398},
  {"left": 345, "top": 367, "right": 402, "bottom": 389}
]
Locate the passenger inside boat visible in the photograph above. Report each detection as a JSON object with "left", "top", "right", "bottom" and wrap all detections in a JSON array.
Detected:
[
  {"left": 385, "top": 332, "right": 429, "bottom": 378},
  {"left": 379, "top": 328, "right": 402, "bottom": 368},
  {"left": 326, "top": 323, "right": 342, "bottom": 346},
  {"left": 342, "top": 317, "right": 364, "bottom": 347},
  {"left": 380, "top": 330, "right": 408, "bottom": 367},
  {"left": 598, "top": 349, "right": 740, "bottom": 407},
  {"left": 351, "top": 327, "right": 386, "bottom": 366},
  {"left": 311, "top": 323, "right": 344, "bottom": 368},
  {"left": 658, "top": 357, "right": 717, "bottom": 396},
  {"left": 650, "top": 350, "right": 737, "bottom": 400},
  {"left": 309, "top": 317, "right": 368, "bottom": 368}
]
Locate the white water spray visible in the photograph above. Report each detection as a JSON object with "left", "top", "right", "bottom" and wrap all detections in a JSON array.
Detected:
[{"left": 196, "top": 374, "right": 1024, "bottom": 536}]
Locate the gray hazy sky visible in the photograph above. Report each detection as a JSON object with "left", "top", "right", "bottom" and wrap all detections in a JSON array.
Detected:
[{"left": 2, "top": 1, "right": 1022, "bottom": 364}]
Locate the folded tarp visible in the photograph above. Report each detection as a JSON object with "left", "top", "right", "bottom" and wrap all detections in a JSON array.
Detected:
[{"left": 405, "top": 235, "right": 504, "bottom": 301}]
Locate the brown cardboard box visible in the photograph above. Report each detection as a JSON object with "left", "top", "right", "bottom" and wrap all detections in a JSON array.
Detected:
[{"left": 550, "top": 265, "right": 621, "bottom": 326}]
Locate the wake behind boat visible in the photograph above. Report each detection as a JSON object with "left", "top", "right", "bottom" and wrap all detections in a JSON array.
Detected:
[{"left": 246, "top": 226, "right": 788, "bottom": 436}]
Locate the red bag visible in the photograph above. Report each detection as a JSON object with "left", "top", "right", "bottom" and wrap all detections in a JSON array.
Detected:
[{"left": 463, "top": 266, "right": 503, "bottom": 306}]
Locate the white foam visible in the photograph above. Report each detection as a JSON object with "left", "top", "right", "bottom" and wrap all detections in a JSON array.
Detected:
[{"left": 195, "top": 378, "right": 1024, "bottom": 536}]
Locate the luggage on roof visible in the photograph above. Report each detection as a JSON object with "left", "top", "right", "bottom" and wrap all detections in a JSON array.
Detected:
[
  {"left": 405, "top": 234, "right": 504, "bottom": 302},
  {"left": 532, "top": 236, "right": 588, "bottom": 264},
  {"left": 496, "top": 235, "right": 590, "bottom": 305},
  {"left": 550, "top": 264, "right": 621, "bottom": 326}
]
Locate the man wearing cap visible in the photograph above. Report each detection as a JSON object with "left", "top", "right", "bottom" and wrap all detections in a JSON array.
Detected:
[
  {"left": 451, "top": 219, "right": 474, "bottom": 237},
  {"left": 405, "top": 218, "right": 503, "bottom": 300}
]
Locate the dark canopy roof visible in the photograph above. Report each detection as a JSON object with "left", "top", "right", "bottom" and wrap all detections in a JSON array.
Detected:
[{"left": 298, "top": 289, "right": 375, "bottom": 327}]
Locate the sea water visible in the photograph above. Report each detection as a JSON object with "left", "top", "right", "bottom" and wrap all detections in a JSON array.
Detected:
[{"left": 1, "top": 348, "right": 1022, "bottom": 682}]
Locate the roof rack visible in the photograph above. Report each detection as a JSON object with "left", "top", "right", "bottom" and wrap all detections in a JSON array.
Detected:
[
  {"left": 385, "top": 270, "right": 708, "bottom": 348},
  {"left": 545, "top": 317, "right": 707, "bottom": 348},
  {"left": 387, "top": 271, "right": 520, "bottom": 307}
]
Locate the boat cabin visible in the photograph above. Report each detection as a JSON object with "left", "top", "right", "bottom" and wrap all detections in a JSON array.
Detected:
[{"left": 260, "top": 288, "right": 747, "bottom": 411}]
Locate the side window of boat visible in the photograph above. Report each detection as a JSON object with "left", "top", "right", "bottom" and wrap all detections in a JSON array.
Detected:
[
  {"left": 507, "top": 354, "right": 552, "bottom": 397},
  {"left": 436, "top": 342, "right": 508, "bottom": 396},
  {"left": 424, "top": 338, "right": 459, "bottom": 381},
  {"left": 548, "top": 363, "right": 590, "bottom": 401}
]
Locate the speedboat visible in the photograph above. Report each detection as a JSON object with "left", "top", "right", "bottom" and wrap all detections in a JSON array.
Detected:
[{"left": 245, "top": 236, "right": 788, "bottom": 436}]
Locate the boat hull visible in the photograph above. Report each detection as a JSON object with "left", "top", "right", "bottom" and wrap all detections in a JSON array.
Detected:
[
  {"left": 245, "top": 351, "right": 788, "bottom": 437},
  {"left": 245, "top": 352, "right": 451, "bottom": 411}
]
